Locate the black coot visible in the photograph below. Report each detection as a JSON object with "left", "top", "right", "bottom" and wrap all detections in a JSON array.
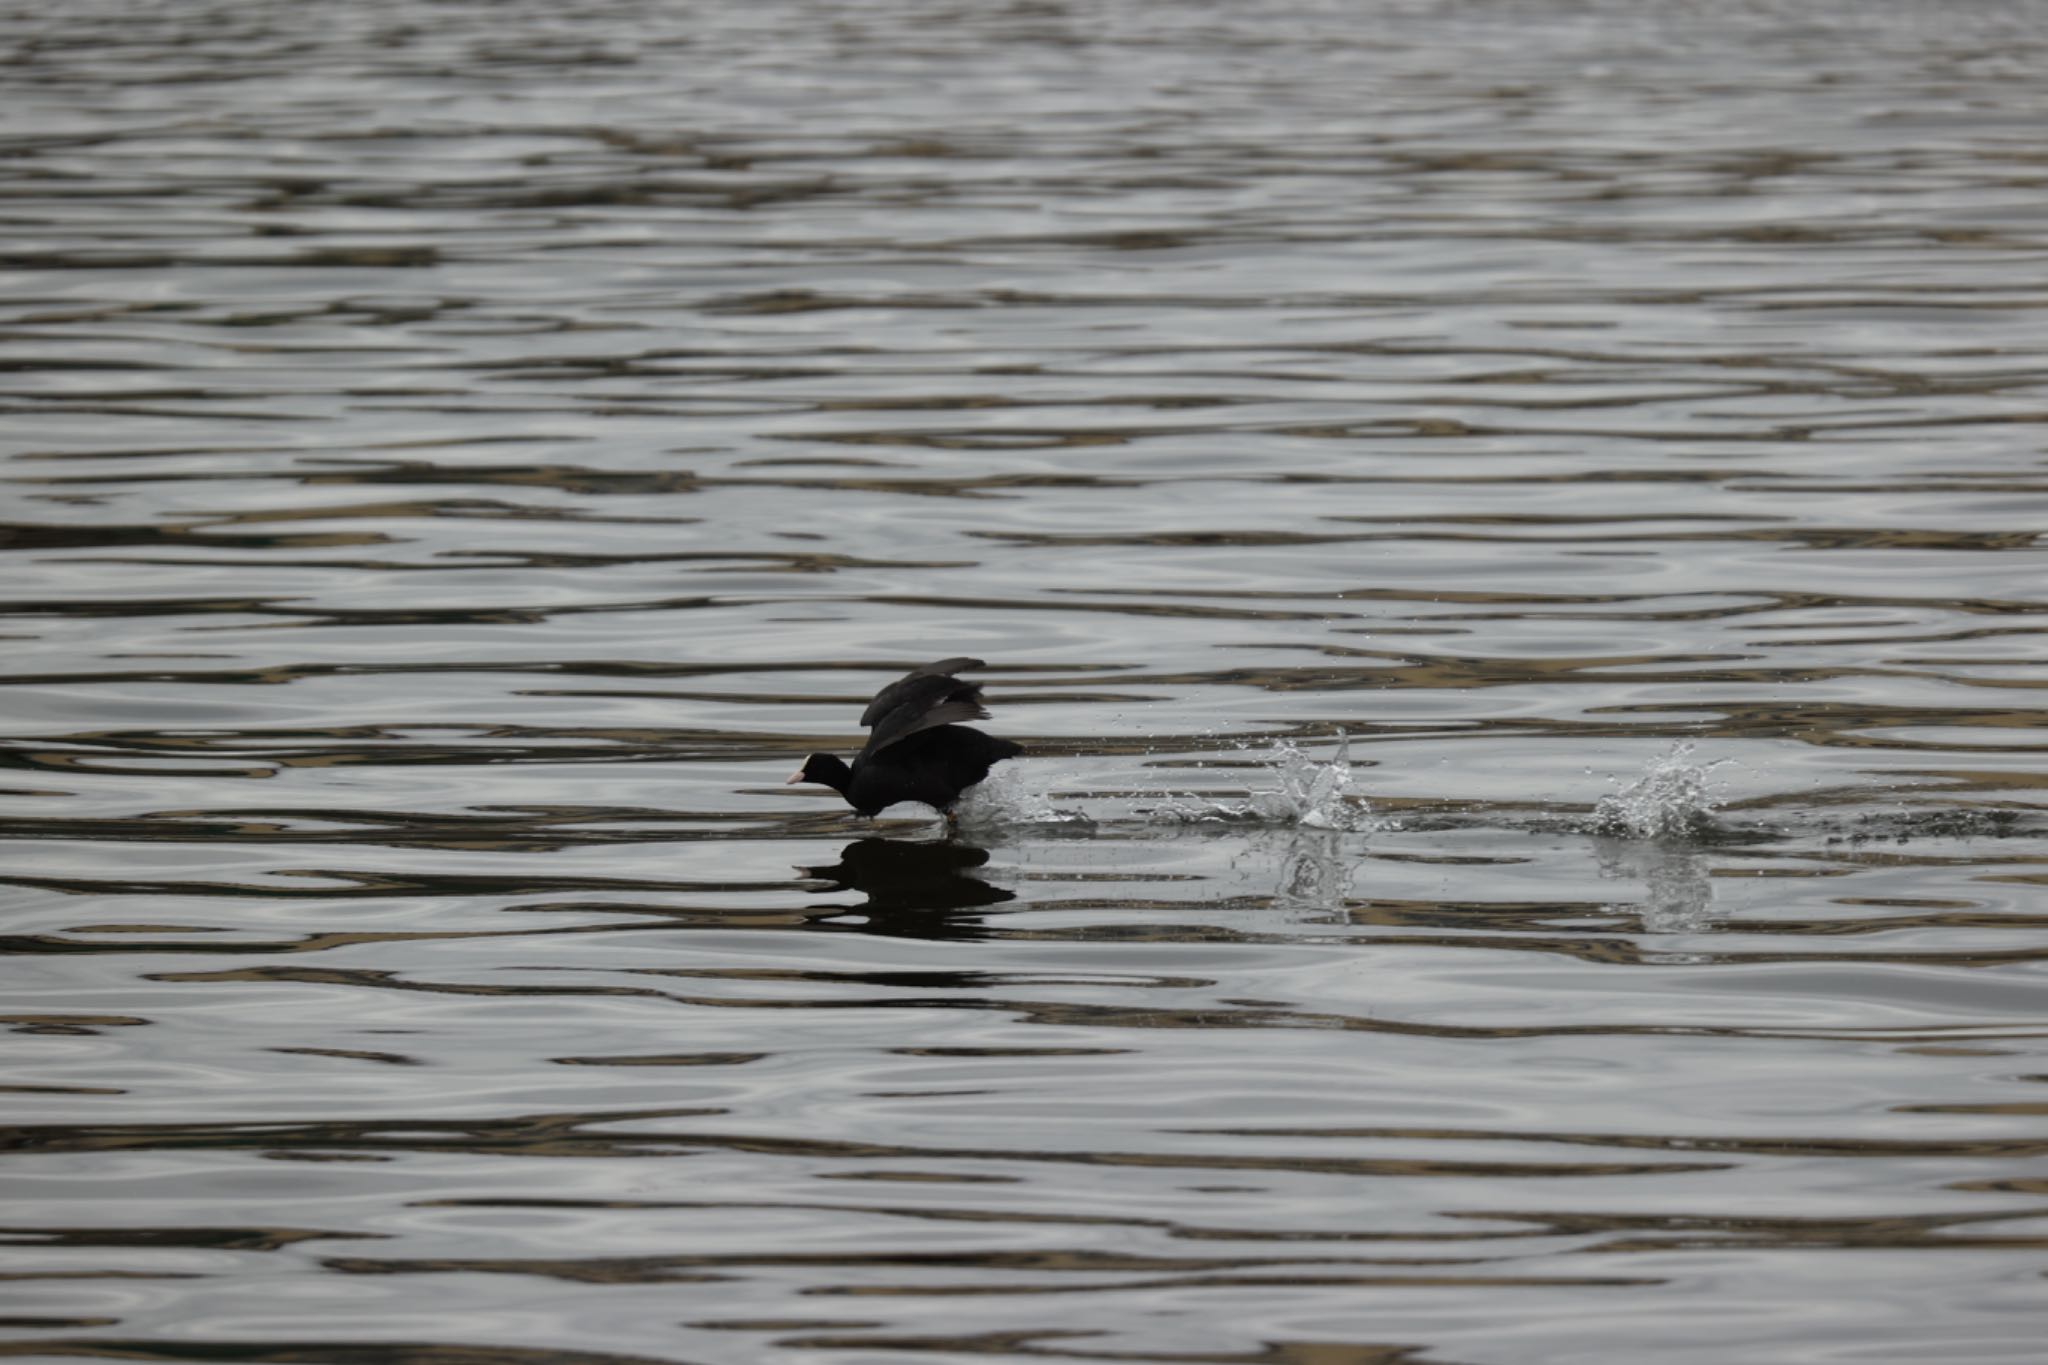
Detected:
[{"left": 786, "top": 657, "right": 1022, "bottom": 817}]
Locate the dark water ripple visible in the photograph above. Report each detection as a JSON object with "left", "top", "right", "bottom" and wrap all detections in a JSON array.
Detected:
[{"left": 6, "top": 2, "right": 2048, "bottom": 1363}]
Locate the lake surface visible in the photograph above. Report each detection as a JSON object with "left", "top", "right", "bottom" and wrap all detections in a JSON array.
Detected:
[{"left": 4, "top": 2, "right": 2047, "bottom": 1362}]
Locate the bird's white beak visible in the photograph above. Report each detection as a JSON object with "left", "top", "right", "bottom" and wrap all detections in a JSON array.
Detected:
[{"left": 785, "top": 767, "right": 807, "bottom": 785}]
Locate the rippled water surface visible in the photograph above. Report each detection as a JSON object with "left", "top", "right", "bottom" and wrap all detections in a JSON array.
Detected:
[{"left": 6, "top": 2, "right": 2048, "bottom": 1362}]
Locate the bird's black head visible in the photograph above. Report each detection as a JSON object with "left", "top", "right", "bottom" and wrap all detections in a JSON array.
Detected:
[{"left": 787, "top": 752, "right": 854, "bottom": 794}]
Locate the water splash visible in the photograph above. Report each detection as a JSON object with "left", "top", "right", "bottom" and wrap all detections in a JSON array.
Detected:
[
  {"left": 954, "top": 764, "right": 1095, "bottom": 831},
  {"left": 1153, "top": 732, "right": 1376, "bottom": 832},
  {"left": 1588, "top": 742, "right": 1726, "bottom": 841}
]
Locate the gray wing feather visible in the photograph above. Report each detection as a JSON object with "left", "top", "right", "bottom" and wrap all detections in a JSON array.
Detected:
[
  {"left": 860, "top": 657, "right": 984, "bottom": 726},
  {"left": 858, "top": 659, "right": 993, "bottom": 758}
]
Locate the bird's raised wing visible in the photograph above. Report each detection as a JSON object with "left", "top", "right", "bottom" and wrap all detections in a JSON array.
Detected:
[{"left": 858, "top": 657, "right": 992, "bottom": 758}]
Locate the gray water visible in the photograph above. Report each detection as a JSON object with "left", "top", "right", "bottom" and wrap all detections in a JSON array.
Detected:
[{"left": 5, "top": 2, "right": 2048, "bottom": 1362}]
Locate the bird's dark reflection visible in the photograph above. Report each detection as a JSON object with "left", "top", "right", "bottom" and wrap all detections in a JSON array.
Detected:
[{"left": 800, "top": 836, "right": 1014, "bottom": 938}]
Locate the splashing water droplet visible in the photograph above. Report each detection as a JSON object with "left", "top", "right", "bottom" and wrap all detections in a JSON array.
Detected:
[
  {"left": 1589, "top": 741, "right": 1724, "bottom": 841},
  {"left": 1153, "top": 732, "right": 1376, "bottom": 831},
  {"left": 955, "top": 764, "right": 1093, "bottom": 830}
]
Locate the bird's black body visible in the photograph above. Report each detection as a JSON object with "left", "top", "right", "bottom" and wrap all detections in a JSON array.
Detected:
[{"left": 788, "top": 659, "right": 1022, "bottom": 817}]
